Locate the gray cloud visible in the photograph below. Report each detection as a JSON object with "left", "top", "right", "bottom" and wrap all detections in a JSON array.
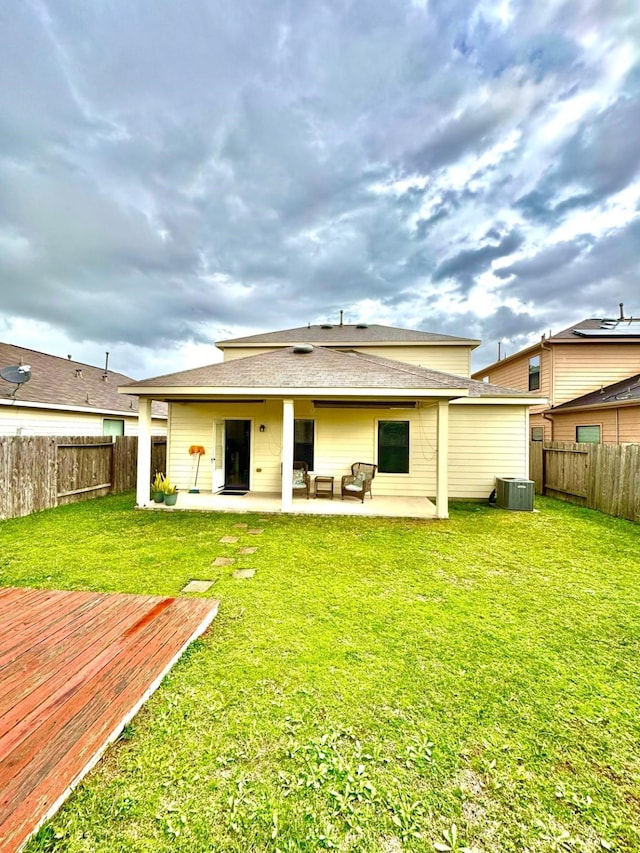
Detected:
[
  {"left": 433, "top": 230, "right": 525, "bottom": 291},
  {"left": 0, "top": 0, "right": 639, "bottom": 375}
]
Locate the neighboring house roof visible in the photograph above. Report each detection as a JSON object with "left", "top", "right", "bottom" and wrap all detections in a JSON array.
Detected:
[
  {"left": 550, "top": 374, "right": 640, "bottom": 413},
  {"left": 217, "top": 323, "right": 479, "bottom": 348},
  {"left": 0, "top": 343, "right": 167, "bottom": 418},
  {"left": 121, "top": 345, "right": 539, "bottom": 401},
  {"left": 551, "top": 317, "right": 640, "bottom": 340},
  {"left": 473, "top": 316, "right": 640, "bottom": 377}
]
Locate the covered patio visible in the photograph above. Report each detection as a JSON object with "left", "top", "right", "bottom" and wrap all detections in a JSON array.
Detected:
[{"left": 143, "top": 489, "right": 439, "bottom": 519}]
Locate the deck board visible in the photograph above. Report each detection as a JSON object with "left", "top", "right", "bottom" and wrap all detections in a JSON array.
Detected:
[{"left": 0, "top": 588, "right": 218, "bottom": 853}]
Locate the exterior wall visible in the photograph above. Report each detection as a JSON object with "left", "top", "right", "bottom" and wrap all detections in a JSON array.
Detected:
[
  {"left": 477, "top": 345, "right": 550, "bottom": 413},
  {"left": 551, "top": 343, "right": 640, "bottom": 405},
  {"left": 222, "top": 347, "right": 279, "bottom": 362},
  {"left": 222, "top": 344, "right": 474, "bottom": 375},
  {"left": 449, "top": 404, "right": 529, "bottom": 498},
  {"left": 478, "top": 342, "right": 640, "bottom": 408},
  {"left": 0, "top": 405, "right": 166, "bottom": 436},
  {"left": 548, "top": 406, "right": 640, "bottom": 444},
  {"left": 167, "top": 400, "right": 530, "bottom": 499}
]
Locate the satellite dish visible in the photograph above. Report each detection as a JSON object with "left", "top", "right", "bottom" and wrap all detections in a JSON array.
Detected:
[{"left": 0, "top": 364, "right": 31, "bottom": 398}]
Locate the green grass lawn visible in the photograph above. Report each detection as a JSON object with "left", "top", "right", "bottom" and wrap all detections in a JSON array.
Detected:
[{"left": 2, "top": 495, "right": 639, "bottom": 852}]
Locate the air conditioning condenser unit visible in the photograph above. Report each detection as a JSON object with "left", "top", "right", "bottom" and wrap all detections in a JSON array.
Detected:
[{"left": 495, "top": 477, "right": 534, "bottom": 511}]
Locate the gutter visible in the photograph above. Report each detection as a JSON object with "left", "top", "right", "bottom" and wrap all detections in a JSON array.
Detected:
[{"left": 0, "top": 398, "right": 167, "bottom": 419}]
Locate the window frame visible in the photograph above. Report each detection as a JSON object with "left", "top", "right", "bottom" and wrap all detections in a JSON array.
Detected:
[
  {"left": 103, "top": 418, "right": 125, "bottom": 436},
  {"left": 377, "top": 419, "right": 410, "bottom": 474},
  {"left": 528, "top": 355, "right": 541, "bottom": 391},
  {"left": 530, "top": 426, "right": 544, "bottom": 442},
  {"left": 294, "top": 418, "right": 315, "bottom": 471},
  {"left": 576, "top": 424, "right": 601, "bottom": 444}
]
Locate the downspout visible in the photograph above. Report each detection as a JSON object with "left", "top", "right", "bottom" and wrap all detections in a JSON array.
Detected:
[{"left": 542, "top": 410, "right": 554, "bottom": 441}]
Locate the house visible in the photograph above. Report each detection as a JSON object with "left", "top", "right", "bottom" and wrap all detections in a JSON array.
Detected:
[
  {"left": 471, "top": 313, "right": 640, "bottom": 443},
  {"left": 543, "top": 373, "right": 640, "bottom": 444},
  {"left": 121, "top": 323, "right": 544, "bottom": 519},
  {"left": 0, "top": 343, "right": 167, "bottom": 436}
]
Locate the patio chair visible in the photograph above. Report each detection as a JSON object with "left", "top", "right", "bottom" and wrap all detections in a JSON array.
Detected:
[
  {"left": 293, "top": 460, "right": 311, "bottom": 499},
  {"left": 341, "top": 462, "right": 377, "bottom": 502}
]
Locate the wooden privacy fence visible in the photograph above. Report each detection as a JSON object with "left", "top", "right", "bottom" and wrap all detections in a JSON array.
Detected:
[
  {"left": 530, "top": 441, "right": 640, "bottom": 522},
  {"left": 0, "top": 436, "right": 166, "bottom": 520}
]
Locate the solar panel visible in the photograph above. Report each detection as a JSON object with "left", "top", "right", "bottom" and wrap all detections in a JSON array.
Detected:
[{"left": 573, "top": 328, "right": 640, "bottom": 338}]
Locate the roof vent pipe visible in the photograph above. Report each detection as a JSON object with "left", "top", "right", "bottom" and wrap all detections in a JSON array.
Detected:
[
  {"left": 619, "top": 302, "right": 625, "bottom": 320},
  {"left": 293, "top": 343, "right": 314, "bottom": 354},
  {"left": 339, "top": 309, "right": 344, "bottom": 326}
]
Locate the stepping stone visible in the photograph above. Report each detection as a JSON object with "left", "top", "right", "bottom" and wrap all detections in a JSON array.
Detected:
[
  {"left": 182, "top": 580, "right": 214, "bottom": 593},
  {"left": 233, "top": 523, "right": 249, "bottom": 529},
  {"left": 212, "top": 557, "right": 235, "bottom": 566},
  {"left": 219, "top": 536, "right": 238, "bottom": 544},
  {"left": 238, "top": 547, "right": 257, "bottom": 555},
  {"left": 233, "top": 569, "right": 255, "bottom": 579},
  {"left": 247, "top": 529, "right": 264, "bottom": 535}
]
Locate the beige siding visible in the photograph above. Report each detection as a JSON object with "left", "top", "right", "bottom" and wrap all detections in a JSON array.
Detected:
[
  {"left": 550, "top": 406, "right": 640, "bottom": 444},
  {"left": 222, "top": 347, "right": 278, "bottom": 362},
  {"left": 167, "top": 400, "right": 530, "bottom": 499},
  {"left": 449, "top": 404, "right": 529, "bottom": 498},
  {"left": 350, "top": 346, "right": 473, "bottom": 375},
  {"left": 552, "top": 343, "right": 640, "bottom": 405},
  {"left": 222, "top": 344, "right": 473, "bottom": 375},
  {"left": 0, "top": 406, "right": 166, "bottom": 437}
]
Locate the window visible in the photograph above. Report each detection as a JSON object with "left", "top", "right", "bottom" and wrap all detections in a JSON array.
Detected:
[
  {"left": 378, "top": 420, "right": 409, "bottom": 473},
  {"left": 294, "top": 419, "right": 314, "bottom": 470},
  {"left": 103, "top": 418, "right": 124, "bottom": 436},
  {"left": 528, "top": 355, "right": 540, "bottom": 391},
  {"left": 576, "top": 425, "right": 600, "bottom": 443},
  {"left": 531, "top": 426, "right": 544, "bottom": 441}
]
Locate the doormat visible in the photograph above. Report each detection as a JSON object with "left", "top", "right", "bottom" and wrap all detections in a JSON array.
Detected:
[{"left": 219, "top": 490, "right": 248, "bottom": 496}]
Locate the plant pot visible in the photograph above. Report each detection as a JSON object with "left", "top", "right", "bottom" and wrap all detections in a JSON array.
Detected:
[
  {"left": 164, "top": 492, "right": 178, "bottom": 507},
  {"left": 152, "top": 491, "right": 165, "bottom": 503}
]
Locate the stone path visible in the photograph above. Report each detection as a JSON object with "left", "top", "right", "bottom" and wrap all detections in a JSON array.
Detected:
[
  {"left": 182, "top": 580, "right": 215, "bottom": 593},
  {"left": 182, "top": 520, "right": 266, "bottom": 592}
]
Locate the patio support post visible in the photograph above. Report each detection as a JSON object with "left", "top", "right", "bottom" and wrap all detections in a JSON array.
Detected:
[
  {"left": 435, "top": 399, "right": 449, "bottom": 519},
  {"left": 136, "top": 397, "right": 152, "bottom": 508},
  {"left": 281, "top": 398, "right": 294, "bottom": 511}
]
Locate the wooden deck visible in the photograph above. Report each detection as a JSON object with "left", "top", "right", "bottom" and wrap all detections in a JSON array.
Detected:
[{"left": 0, "top": 587, "right": 219, "bottom": 853}]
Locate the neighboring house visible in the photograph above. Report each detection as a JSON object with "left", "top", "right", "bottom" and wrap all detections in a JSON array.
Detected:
[
  {"left": 544, "top": 373, "right": 640, "bottom": 444},
  {"left": 0, "top": 343, "right": 167, "bottom": 436},
  {"left": 471, "top": 314, "right": 640, "bottom": 443},
  {"left": 121, "top": 323, "right": 544, "bottom": 518}
]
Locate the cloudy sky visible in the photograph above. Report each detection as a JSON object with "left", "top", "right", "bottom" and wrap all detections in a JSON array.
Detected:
[{"left": 1, "top": 0, "right": 639, "bottom": 378}]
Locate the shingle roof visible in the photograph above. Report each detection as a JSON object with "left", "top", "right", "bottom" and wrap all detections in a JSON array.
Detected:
[
  {"left": 551, "top": 373, "right": 640, "bottom": 410},
  {"left": 551, "top": 318, "right": 640, "bottom": 340},
  {"left": 122, "top": 345, "right": 533, "bottom": 398},
  {"left": 0, "top": 342, "right": 167, "bottom": 417},
  {"left": 217, "top": 323, "right": 479, "bottom": 346}
]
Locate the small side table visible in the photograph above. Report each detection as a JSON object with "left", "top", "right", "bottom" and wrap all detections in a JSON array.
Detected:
[{"left": 314, "top": 475, "right": 334, "bottom": 499}]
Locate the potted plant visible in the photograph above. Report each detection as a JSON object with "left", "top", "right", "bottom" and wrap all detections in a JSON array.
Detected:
[
  {"left": 151, "top": 472, "right": 166, "bottom": 503},
  {"left": 163, "top": 481, "right": 178, "bottom": 507}
]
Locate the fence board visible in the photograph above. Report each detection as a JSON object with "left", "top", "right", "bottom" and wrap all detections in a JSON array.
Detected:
[
  {"left": 531, "top": 441, "right": 640, "bottom": 522},
  {"left": 0, "top": 436, "right": 166, "bottom": 520}
]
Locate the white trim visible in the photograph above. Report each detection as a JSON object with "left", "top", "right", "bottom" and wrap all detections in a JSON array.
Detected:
[
  {"left": 281, "top": 400, "right": 294, "bottom": 511},
  {"left": 0, "top": 397, "right": 166, "bottom": 418},
  {"left": 451, "top": 396, "right": 547, "bottom": 406},
  {"left": 218, "top": 339, "right": 480, "bottom": 349},
  {"left": 124, "top": 386, "right": 470, "bottom": 399},
  {"left": 136, "top": 398, "right": 152, "bottom": 507},
  {"left": 435, "top": 400, "right": 449, "bottom": 519}
]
